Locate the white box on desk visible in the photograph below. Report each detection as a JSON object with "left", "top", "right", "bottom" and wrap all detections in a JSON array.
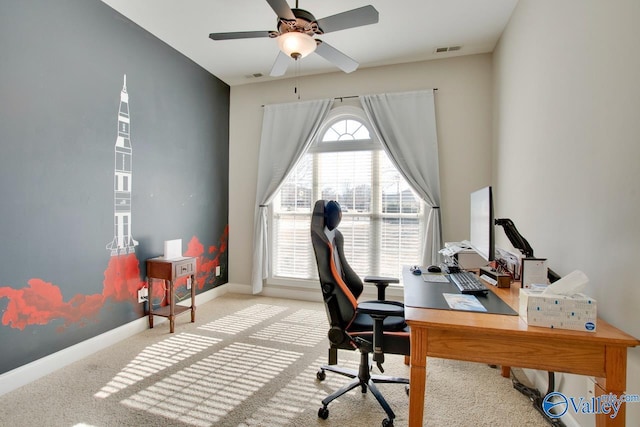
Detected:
[
  {"left": 519, "top": 288, "right": 597, "bottom": 332},
  {"left": 455, "top": 250, "right": 487, "bottom": 270}
]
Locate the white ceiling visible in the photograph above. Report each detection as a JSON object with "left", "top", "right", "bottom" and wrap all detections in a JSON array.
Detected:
[{"left": 101, "top": 0, "right": 518, "bottom": 87}]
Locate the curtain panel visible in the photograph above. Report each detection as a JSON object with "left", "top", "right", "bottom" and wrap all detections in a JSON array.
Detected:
[
  {"left": 360, "top": 90, "right": 443, "bottom": 266},
  {"left": 251, "top": 99, "right": 333, "bottom": 294}
]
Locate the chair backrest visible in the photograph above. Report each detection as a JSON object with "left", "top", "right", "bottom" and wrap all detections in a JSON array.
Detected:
[{"left": 311, "top": 200, "right": 363, "bottom": 330}]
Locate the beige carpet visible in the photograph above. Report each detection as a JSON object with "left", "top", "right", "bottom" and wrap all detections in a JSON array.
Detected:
[{"left": 0, "top": 293, "right": 549, "bottom": 426}]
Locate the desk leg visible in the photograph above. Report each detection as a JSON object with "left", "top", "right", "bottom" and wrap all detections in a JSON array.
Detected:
[
  {"left": 501, "top": 366, "right": 511, "bottom": 378},
  {"left": 409, "top": 327, "right": 428, "bottom": 427},
  {"left": 190, "top": 274, "right": 196, "bottom": 323},
  {"left": 596, "top": 346, "right": 628, "bottom": 427}
]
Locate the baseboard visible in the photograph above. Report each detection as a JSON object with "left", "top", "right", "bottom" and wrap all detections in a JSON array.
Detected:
[
  {"left": 227, "top": 282, "right": 253, "bottom": 294},
  {"left": 0, "top": 284, "right": 229, "bottom": 397},
  {"left": 228, "top": 281, "right": 404, "bottom": 303},
  {"left": 262, "top": 285, "right": 323, "bottom": 301},
  {"left": 226, "top": 281, "right": 320, "bottom": 301}
]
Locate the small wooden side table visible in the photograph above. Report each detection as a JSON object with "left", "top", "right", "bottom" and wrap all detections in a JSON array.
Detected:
[{"left": 146, "top": 256, "right": 196, "bottom": 333}]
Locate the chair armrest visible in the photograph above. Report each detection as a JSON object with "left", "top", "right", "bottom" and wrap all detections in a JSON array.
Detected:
[
  {"left": 357, "top": 301, "right": 404, "bottom": 318},
  {"left": 364, "top": 276, "right": 400, "bottom": 284},
  {"left": 364, "top": 276, "right": 399, "bottom": 300}
]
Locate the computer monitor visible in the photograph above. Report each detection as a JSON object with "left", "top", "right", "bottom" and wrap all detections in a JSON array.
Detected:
[{"left": 468, "top": 186, "right": 495, "bottom": 262}]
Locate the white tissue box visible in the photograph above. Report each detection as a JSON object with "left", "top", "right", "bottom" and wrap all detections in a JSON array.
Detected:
[{"left": 519, "top": 289, "right": 597, "bottom": 332}]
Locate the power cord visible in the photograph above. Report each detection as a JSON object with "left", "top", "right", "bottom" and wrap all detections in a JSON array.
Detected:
[{"left": 511, "top": 371, "right": 566, "bottom": 426}]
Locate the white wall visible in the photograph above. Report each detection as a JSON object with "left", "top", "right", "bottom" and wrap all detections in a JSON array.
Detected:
[
  {"left": 229, "top": 54, "right": 493, "bottom": 290},
  {"left": 228, "top": 1, "right": 640, "bottom": 422},
  {"left": 493, "top": 0, "right": 640, "bottom": 425}
]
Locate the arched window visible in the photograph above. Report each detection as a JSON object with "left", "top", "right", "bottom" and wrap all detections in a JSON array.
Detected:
[{"left": 270, "top": 106, "right": 423, "bottom": 284}]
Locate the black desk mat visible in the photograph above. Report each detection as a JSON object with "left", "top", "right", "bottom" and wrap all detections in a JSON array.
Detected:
[{"left": 404, "top": 274, "right": 518, "bottom": 316}]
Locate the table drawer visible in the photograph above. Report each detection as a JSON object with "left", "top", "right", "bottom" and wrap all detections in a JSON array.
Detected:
[{"left": 175, "top": 260, "right": 195, "bottom": 277}]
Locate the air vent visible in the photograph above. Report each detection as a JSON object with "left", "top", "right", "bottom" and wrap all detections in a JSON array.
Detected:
[
  {"left": 434, "top": 45, "right": 462, "bottom": 53},
  {"left": 244, "top": 73, "right": 264, "bottom": 79}
]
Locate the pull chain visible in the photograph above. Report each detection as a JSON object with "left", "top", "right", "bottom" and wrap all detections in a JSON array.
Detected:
[{"left": 294, "top": 58, "right": 301, "bottom": 100}]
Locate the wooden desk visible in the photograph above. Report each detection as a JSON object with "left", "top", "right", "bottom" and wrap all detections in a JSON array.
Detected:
[
  {"left": 146, "top": 256, "right": 196, "bottom": 333},
  {"left": 403, "top": 269, "right": 639, "bottom": 427}
]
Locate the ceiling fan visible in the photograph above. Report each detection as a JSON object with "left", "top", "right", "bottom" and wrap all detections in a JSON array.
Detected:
[{"left": 208, "top": 0, "right": 379, "bottom": 76}]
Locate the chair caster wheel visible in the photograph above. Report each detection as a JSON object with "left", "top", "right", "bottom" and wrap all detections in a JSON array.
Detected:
[
  {"left": 318, "top": 407, "right": 329, "bottom": 420},
  {"left": 316, "top": 369, "right": 326, "bottom": 381},
  {"left": 382, "top": 418, "right": 394, "bottom": 427}
]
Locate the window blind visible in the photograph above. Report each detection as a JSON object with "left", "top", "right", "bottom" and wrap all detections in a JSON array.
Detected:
[
  {"left": 273, "top": 151, "right": 421, "bottom": 281},
  {"left": 272, "top": 115, "right": 423, "bottom": 283}
]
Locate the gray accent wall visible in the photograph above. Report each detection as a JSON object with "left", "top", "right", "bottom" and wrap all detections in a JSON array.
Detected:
[{"left": 0, "top": 0, "right": 229, "bottom": 375}]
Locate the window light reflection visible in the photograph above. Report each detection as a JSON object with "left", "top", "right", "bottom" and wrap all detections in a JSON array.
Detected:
[
  {"left": 120, "top": 342, "right": 302, "bottom": 426},
  {"left": 198, "top": 304, "right": 287, "bottom": 334},
  {"left": 94, "top": 333, "right": 220, "bottom": 399}
]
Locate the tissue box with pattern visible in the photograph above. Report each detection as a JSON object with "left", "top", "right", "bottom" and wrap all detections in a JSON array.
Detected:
[{"left": 519, "top": 288, "right": 597, "bottom": 332}]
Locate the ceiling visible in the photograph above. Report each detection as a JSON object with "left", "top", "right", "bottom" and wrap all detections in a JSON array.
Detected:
[{"left": 101, "top": 0, "right": 519, "bottom": 87}]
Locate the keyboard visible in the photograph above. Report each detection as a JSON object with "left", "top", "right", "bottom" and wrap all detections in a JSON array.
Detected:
[{"left": 448, "top": 271, "right": 489, "bottom": 295}]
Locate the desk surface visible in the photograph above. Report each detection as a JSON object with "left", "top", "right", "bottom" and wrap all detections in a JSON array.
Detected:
[
  {"left": 402, "top": 267, "right": 640, "bottom": 427},
  {"left": 404, "top": 269, "right": 637, "bottom": 347},
  {"left": 405, "top": 272, "right": 517, "bottom": 316}
]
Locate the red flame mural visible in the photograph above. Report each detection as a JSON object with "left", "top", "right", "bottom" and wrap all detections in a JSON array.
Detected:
[{"left": 0, "top": 227, "right": 228, "bottom": 331}]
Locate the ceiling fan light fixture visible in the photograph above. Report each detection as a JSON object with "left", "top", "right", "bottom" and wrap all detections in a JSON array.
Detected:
[{"left": 277, "top": 32, "right": 317, "bottom": 59}]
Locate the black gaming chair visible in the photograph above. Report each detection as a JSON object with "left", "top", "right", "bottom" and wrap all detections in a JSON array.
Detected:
[{"left": 311, "top": 200, "right": 410, "bottom": 427}]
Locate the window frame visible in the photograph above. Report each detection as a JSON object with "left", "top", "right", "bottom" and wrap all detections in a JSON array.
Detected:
[{"left": 266, "top": 105, "right": 423, "bottom": 289}]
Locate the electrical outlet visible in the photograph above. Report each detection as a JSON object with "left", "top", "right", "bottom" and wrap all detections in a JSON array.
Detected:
[
  {"left": 216, "top": 265, "right": 221, "bottom": 276},
  {"left": 186, "top": 277, "right": 191, "bottom": 290},
  {"left": 137, "top": 287, "right": 148, "bottom": 303}
]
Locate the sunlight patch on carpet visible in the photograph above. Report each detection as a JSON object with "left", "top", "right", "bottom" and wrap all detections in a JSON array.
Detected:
[
  {"left": 94, "top": 333, "right": 221, "bottom": 399},
  {"left": 120, "top": 342, "right": 302, "bottom": 426},
  {"left": 197, "top": 304, "right": 288, "bottom": 335},
  {"left": 250, "top": 309, "right": 327, "bottom": 346},
  {"left": 239, "top": 355, "right": 360, "bottom": 426}
]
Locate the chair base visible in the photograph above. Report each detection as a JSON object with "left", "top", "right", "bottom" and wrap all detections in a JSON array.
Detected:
[{"left": 316, "top": 352, "right": 409, "bottom": 427}]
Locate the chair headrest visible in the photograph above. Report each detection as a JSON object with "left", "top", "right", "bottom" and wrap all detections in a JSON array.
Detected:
[
  {"left": 312, "top": 200, "right": 342, "bottom": 233},
  {"left": 324, "top": 200, "right": 342, "bottom": 231}
]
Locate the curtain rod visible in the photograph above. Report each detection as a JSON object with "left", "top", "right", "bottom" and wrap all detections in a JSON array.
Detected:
[
  {"left": 261, "top": 88, "right": 438, "bottom": 107},
  {"left": 335, "top": 89, "right": 438, "bottom": 102}
]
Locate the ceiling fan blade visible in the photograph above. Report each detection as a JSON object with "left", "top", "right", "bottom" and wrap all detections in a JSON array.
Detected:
[
  {"left": 209, "top": 31, "right": 272, "bottom": 40},
  {"left": 316, "top": 5, "right": 379, "bottom": 34},
  {"left": 270, "top": 51, "right": 290, "bottom": 76},
  {"left": 266, "top": 0, "right": 295, "bottom": 20},
  {"left": 315, "top": 41, "right": 358, "bottom": 73}
]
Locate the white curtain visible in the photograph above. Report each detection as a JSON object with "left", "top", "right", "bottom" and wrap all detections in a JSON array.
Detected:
[
  {"left": 360, "top": 90, "right": 443, "bottom": 266},
  {"left": 251, "top": 99, "right": 333, "bottom": 294}
]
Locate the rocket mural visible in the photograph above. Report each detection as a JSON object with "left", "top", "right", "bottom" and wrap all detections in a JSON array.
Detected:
[
  {"left": 0, "top": 70, "right": 229, "bottom": 330},
  {"left": 0, "top": 23, "right": 230, "bottom": 377},
  {"left": 106, "top": 75, "right": 138, "bottom": 256}
]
